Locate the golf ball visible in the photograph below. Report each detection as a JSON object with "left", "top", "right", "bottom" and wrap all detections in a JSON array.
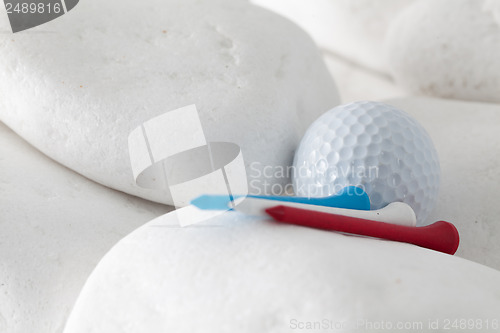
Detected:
[{"left": 293, "top": 101, "right": 440, "bottom": 223}]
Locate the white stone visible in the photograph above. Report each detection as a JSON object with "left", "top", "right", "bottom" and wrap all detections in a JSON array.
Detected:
[
  {"left": 386, "top": 0, "right": 500, "bottom": 103},
  {"left": 4, "top": 96, "right": 500, "bottom": 332},
  {"left": 251, "top": 0, "right": 415, "bottom": 73},
  {"left": 384, "top": 97, "right": 500, "bottom": 270},
  {"left": 63, "top": 207, "right": 500, "bottom": 333},
  {"left": 323, "top": 53, "right": 407, "bottom": 102},
  {"left": 0, "top": 0, "right": 339, "bottom": 206},
  {"left": 0, "top": 122, "right": 171, "bottom": 333}
]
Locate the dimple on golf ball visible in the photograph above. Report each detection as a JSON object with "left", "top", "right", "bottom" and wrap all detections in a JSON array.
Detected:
[{"left": 293, "top": 101, "right": 440, "bottom": 223}]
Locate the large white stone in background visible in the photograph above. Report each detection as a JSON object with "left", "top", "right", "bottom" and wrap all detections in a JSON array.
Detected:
[
  {"left": 386, "top": 0, "right": 500, "bottom": 103},
  {"left": 0, "top": 122, "right": 171, "bottom": 333},
  {"left": 251, "top": 0, "right": 415, "bottom": 74},
  {"left": 63, "top": 207, "right": 500, "bottom": 333},
  {"left": 322, "top": 53, "right": 407, "bottom": 102},
  {"left": 0, "top": 0, "right": 339, "bottom": 206},
  {"left": 386, "top": 97, "right": 500, "bottom": 270}
]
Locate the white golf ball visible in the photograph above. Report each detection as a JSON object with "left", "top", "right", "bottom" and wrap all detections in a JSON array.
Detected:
[{"left": 293, "top": 101, "right": 440, "bottom": 223}]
